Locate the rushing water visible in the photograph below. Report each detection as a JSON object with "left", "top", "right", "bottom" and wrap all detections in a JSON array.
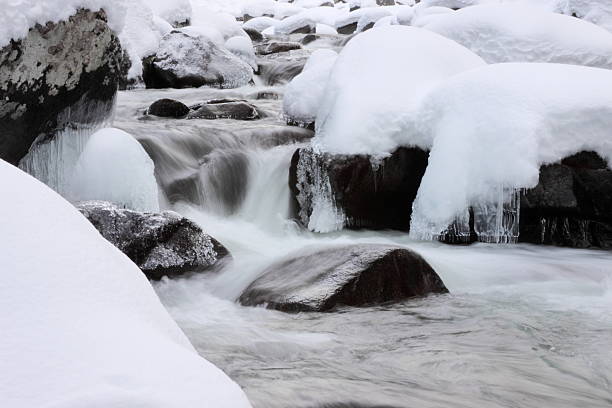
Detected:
[{"left": 110, "top": 39, "right": 612, "bottom": 408}]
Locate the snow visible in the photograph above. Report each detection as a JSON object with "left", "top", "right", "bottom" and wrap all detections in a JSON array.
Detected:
[
  {"left": 283, "top": 49, "right": 338, "bottom": 126},
  {"left": 316, "top": 23, "right": 338, "bottom": 34},
  {"left": 69, "top": 128, "right": 160, "bottom": 212},
  {"left": 274, "top": 6, "right": 347, "bottom": 34},
  {"left": 409, "top": 63, "right": 612, "bottom": 240},
  {"left": 0, "top": 159, "right": 252, "bottom": 408},
  {"left": 243, "top": 16, "right": 280, "bottom": 32},
  {"left": 424, "top": 4, "right": 612, "bottom": 68},
  {"left": 226, "top": 35, "right": 258, "bottom": 71},
  {"left": 356, "top": 7, "right": 394, "bottom": 32},
  {"left": 313, "top": 26, "right": 486, "bottom": 155},
  {"left": 148, "top": 0, "right": 192, "bottom": 26}
]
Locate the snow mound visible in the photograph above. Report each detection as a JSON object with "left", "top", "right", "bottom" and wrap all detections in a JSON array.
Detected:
[
  {"left": 226, "top": 35, "right": 258, "bottom": 71},
  {"left": 274, "top": 7, "right": 347, "bottom": 34},
  {"left": 410, "top": 63, "right": 612, "bottom": 240},
  {"left": 243, "top": 16, "right": 280, "bottom": 32},
  {"left": 313, "top": 26, "right": 486, "bottom": 155},
  {"left": 283, "top": 49, "right": 338, "bottom": 126},
  {"left": 69, "top": 128, "right": 160, "bottom": 212},
  {"left": 424, "top": 4, "right": 612, "bottom": 68},
  {"left": 316, "top": 23, "right": 338, "bottom": 35},
  {"left": 0, "top": 159, "right": 252, "bottom": 408},
  {"left": 356, "top": 7, "right": 394, "bottom": 32},
  {"left": 148, "top": 0, "right": 192, "bottom": 26}
]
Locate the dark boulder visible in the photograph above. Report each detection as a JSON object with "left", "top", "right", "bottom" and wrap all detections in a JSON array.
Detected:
[
  {"left": 337, "top": 22, "right": 358, "bottom": 35},
  {"left": 142, "top": 31, "right": 252, "bottom": 89},
  {"left": 289, "top": 147, "right": 429, "bottom": 231},
  {"left": 0, "top": 9, "right": 124, "bottom": 165},
  {"left": 519, "top": 151, "right": 612, "bottom": 249},
  {"left": 244, "top": 27, "right": 264, "bottom": 42},
  {"left": 301, "top": 34, "right": 320, "bottom": 45},
  {"left": 147, "top": 98, "right": 190, "bottom": 118},
  {"left": 187, "top": 99, "right": 260, "bottom": 120},
  {"left": 256, "top": 41, "right": 302, "bottom": 56},
  {"left": 77, "top": 201, "right": 230, "bottom": 279},
  {"left": 377, "top": 0, "right": 396, "bottom": 5},
  {"left": 239, "top": 244, "right": 448, "bottom": 312}
]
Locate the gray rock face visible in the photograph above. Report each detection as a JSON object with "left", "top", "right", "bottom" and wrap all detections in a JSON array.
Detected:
[
  {"left": 77, "top": 201, "right": 230, "bottom": 280},
  {"left": 239, "top": 244, "right": 448, "bottom": 312},
  {"left": 187, "top": 99, "right": 260, "bottom": 120},
  {"left": 142, "top": 31, "right": 253, "bottom": 89},
  {"left": 0, "top": 9, "right": 124, "bottom": 165}
]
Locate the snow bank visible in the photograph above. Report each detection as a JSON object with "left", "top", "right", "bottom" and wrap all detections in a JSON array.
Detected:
[
  {"left": 424, "top": 4, "right": 612, "bottom": 68},
  {"left": 0, "top": 159, "right": 252, "bottom": 408},
  {"left": 313, "top": 26, "right": 486, "bottom": 155},
  {"left": 69, "top": 128, "right": 160, "bottom": 212},
  {"left": 410, "top": 63, "right": 612, "bottom": 240},
  {"left": 283, "top": 49, "right": 338, "bottom": 126}
]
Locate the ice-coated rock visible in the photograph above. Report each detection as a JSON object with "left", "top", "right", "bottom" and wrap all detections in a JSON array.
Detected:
[
  {"left": 239, "top": 244, "right": 448, "bottom": 312},
  {"left": 147, "top": 98, "right": 190, "bottom": 117},
  {"left": 77, "top": 201, "right": 229, "bottom": 280},
  {"left": 187, "top": 99, "right": 261, "bottom": 120},
  {"left": 0, "top": 9, "right": 124, "bottom": 165},
  {"left": 142, "top": 30, "right": 253, "bottom": 89}
]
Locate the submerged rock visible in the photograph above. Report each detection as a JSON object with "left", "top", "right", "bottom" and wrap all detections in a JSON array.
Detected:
[
  {"left": 187, "top": 99, "right": 260, "bottom": 120},
  {"left": 239, "top": 244, "right": 448, "bottom": 312},
  {"left": 289, "top": 147, "right": 429, "bottom": 232},
  {"left": 142, "top": 31, "right": 252, "bottom": 89},
  {"left": 147, "top": 98, "right": 190, "bottom": 118},
  {"left": 519, "top": 151, "right": 612, "bottom": 249},
  {"left": 0, "top": 9, "right": 124, "bottom": 165},
  {"left": 77, "top": 201, "right": 229, "bottom": 279},
  {"left": 256, "top": 41, "right": 302, "bottom": 56}
]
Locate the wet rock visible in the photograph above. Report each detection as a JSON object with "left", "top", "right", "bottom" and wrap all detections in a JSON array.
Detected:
[
  {"left": 147, "top": 98, "right": 190, "bottom": 118},
  {"left": 239, "top": 244, "right": 448, "bottom": 312},
  {"left": 377, "top": 0, "right": 396, "bottom": 5},
  {"left": 519, "top": 151, "right": 612, "bottom": 249},
  {"left": 244, "top": 27, "right": 264, "bottom": 42},
  {"left": 256, "top": 41, "right": 302, "bottom": 56},
  {"left": 0, "top": 9, "right": 124, "bottom": 165},
  {"left": 187, "top": 99, "right": 260, "bottom": 120},
  {"left": 289, "top": 147, "right": 429, "bottom": 231},
  {"left": 301, "top": 34, "right": 320, "bottom": 45},
  {"left": 77, "top": 201, "right": 229, "bottom": 279},
  {"left": 337, "top": 22, "right": 358, "bottom": 34},
  {"left": 258, "top": 60, "right": 306, "bottom": 86},
  {"left": 142, "top": 31, "right": 252, "bottom": 89}
]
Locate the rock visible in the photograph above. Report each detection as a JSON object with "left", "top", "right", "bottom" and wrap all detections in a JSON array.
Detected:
[
  {"left": 244, "top": 27, "right": 264, "bottom": 42},
  {"left": 290, "top": 25, "right": 314, "bottom": 35},
  {"left": 147, "top": 98, "right": 190, "bottom": 118},
  {"left": 142, "top": 31, "right": 252, "bottom": 89},
  {"left": 250, "top": 90, "right": 281, "bottom": 100},
  {"left": 519, "top": 151, "right": 612, "bottom": 249},
  {"left": 289, "top": 147, "right": 429, "bottom": 231},
  {"left": 256, "top": 41, "right": 302, "bottom": 56},
  {"left": 187, "top": 99, "right": 260, "bottom": 120},
  {"left": 77, "top": 201, "right": 230, "bottom": 279},
  {"left": 377, "top": 0, "right": 396, "bottom": 5},
  {"left": 0, "top": 9, "right": 124, "bottom": 165},
  {"left": 337, "top": 22, "right": 358, "bottom": 35},
  {"left": 301, "top": 34, "right": 320, "bottom": 45},
  {"left": 258, "top": 60, "right": 306, "bottom": 86},
  {"left": 239, "top": 244, "right": 448, "bottom": 312}
]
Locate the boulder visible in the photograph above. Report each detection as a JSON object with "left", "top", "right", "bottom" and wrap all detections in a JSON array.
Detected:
[
  {"left": 377, "top": 0, "right": 396, "bottom": 5},
  {"left": 519, "top": 151, "right": 612, "bottom": 249},
  {"left": 187, "top": 99, "right": 260, "bottom": 120},
  {"left": 239, "top": 244, "right": 448, "bottom": 312},
  {"left": 147, "top": 98, "right": 190, "bottom": 118},
  {"left": 258, "top": 60, "right": 306, "bottom": 85},
  {"left": 142, "top": 31, "right": 252, "bottom": 89},
  {"left": 289, "top": 147, "right": 429, "bottom": 231},
  {"left": 244, "top": 27, "right": 264, "bottom": 42},
  {"left": 337, "top": 22, "right": 358, "bottom": 34},
  {"left": 256, "top": 41, "right": 302, "bottom": 56},
  {"left": 0, "top": 9, "right": 124, "bottom": 165},
  {"left": 77, "top": 201, "right": 230, "bottom": 279}
]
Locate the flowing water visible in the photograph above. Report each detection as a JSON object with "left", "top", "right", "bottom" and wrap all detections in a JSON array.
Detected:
[{"left": 109, "top": 40, "right": 612, "bottom": 408}]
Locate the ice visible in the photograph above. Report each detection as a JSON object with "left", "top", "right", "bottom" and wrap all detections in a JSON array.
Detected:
[
  {"left": 69, "top": 128, "right": 160, "bottom": 212},
  {"left": 0, "top": 159, "right": 252, "bottom": 408},
  {"left": 283, "top": 49, "right": 338, "bottom": 126},
  {"left": 424, "top": 3, "right": 612, "bottom": 68}
]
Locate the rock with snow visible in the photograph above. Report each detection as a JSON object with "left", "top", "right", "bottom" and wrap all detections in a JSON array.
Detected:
[
  {"left": 243, "top": 26, "right": 264, "bottom": 41},
  {"left": 147, "top": 98, "right": 190, "bottom": 118},
  {"left": 519, "top": 151, "right": 612, "bottom": 249},
  {"left": 0, "top": 9, "right": 124, "bottom": 165},
  {"left": 187, "top": 99, "right": 261, "bottom": 120},
  {"left": 239, "top": 244, "right": 448, "bottom": 312},
  {"left": 0, "top": 160, "right": 251, "bottom": 408},
  {"left": 424, "top": 4, "right": 612, "bottom": 68},
  {"left": 143, "top": 30, "right": 253, "bottom": 89},
  {"left": 243, "top": 16, "right": 281, "bottom": 32},
  {"left": 289, "top": 147, "right": 429, "bottom": 232},
  {"left": 225, "top": 35, "right": 258, "bottom": 71},
  {"left": 256, "top": 41, "right": 302, "bottom": 55},
  {"left": 77, "top": 201, "right": 229, "bottom": 279}
]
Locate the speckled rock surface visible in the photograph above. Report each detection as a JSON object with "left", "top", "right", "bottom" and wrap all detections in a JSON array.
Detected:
[
  {"left": 0, "top": 9, "right": 124, "bottom": 165},
  {"left": 239, "top": 244, "right": 448, "bottom": 312},
  {"left": 77, "top": 201, "right": 230, "bottom": 280}
]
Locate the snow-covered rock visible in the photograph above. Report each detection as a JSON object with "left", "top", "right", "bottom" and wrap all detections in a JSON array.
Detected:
[
  {"left": 275, "top": 6, "right": 347, "bottom": 34},
  {"left": 283, "top": 49, "right": 338, "bottom": 127},
  {"left": 143, "top": 30, "right": 253, "bottom": 89},
  {"left": 148, "top": 0, "right": 192, "bottom": 27},
  {"left": 0, "top": 9, "right": 123, "bottom": 165},
  {"left": 424, "top": 4, "right": 612, "bottom": 68},
  {"left": 77, "top": 200, "right": 230, "bottom": 279},
  {"left": 225, "top": 35, "right": 258, "bottom": 70},
  {"left": 243, "top": 16, "right": 281, "bottom": 32},
  {"left": 69, "top": 128, "right": 160, "bottom": 212},
  {"left": 239, "top": 244, "right": 448, "bottom": 312},
  {"left": 0, "top": 159, "right": 251, "bottom": 408}
]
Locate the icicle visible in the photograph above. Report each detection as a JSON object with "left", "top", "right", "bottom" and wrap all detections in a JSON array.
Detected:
[{"left": 473, "top": 187, "right": 521, "bottom": 244}]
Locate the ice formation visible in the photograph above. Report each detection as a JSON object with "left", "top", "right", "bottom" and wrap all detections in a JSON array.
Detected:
[
  {"left": 424, "top": 4, "right": 612, "bottom": 68},
  {"left": 69, "top": 128, "right": 160, "bottom": 212},
  {"left": 0, "top": 159, "right": 252, "bottom": 408}
]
